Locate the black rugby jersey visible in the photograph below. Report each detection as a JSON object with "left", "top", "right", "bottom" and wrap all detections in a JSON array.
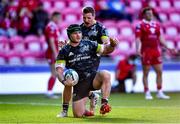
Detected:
[
  {"left": 56, "top": 40, "right": 102, "bottom": 80},
  {"left": 80, "top": 22, "right": 108, "bottom": 44}
]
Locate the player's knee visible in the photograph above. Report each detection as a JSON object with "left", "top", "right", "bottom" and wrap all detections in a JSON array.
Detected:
[
  {"left": 102, "top": 71, "right": 111, "bottom": 83},
  {"left": 156, "top": 70, "right": 162, "bottom": 76},
  {"left": 143, "top": 72, "right": 149, "bottom": 77}
]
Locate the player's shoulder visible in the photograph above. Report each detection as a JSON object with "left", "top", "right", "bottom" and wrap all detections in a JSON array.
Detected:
[
  {"left": 81, "top": 39, "right": 91, "bottom": 44},
  {"left": 136, "top": 20, "right": 143, "bottom": 29},
  {"left": 140, "top": 20, "right": 147, "bottom": 25},
  {"left": 96, "top": 21, "right": 103, "bottom": 27},
  {"left": 95, "top": 21, "right": 106, "bottom": 29},
  {"left": 46, "top": 21, "right": 57, "bottom": 30},
  {"left": 80, "top": 23, "right": 87, "bottom": 29},
  {"left": 152, "top": 20, "right": 160, "bottom": 27},
  {"left": 81, "top": 39, "right": 97, "bottom": 46},
  {"left": 80, "top": 23, "right": 84, "bottom": 27},
  {"left": 60, "top": 44, "right": 71, "bottom": 53}
]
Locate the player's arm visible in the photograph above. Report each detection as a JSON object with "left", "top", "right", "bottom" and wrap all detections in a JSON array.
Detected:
[
  {"left": 159, "top": 35, "right": 177, "bottom": 54},
  {"left": 135, "top": 24, "right": 142, "bottom": 56},
  {"left": 49, "top": 37, "right": 58, "bottom": 58},
  {"left": 55, "top": 56, "right": 74, "bottom": 86},
  {"left": 135, "top": 23, "right": 142, "bottom": 56},
  {"left": 100, "top": 25, "right": 109, "bottom": 44},
  {"left": 101, "top": 36, "right": 109, "bottom": 44},
  {"left": 159, "top": 35, "right": 169, "bottom": 49},
  {"left": 97, "top": 37, "right": 118, "bottom": 55},
  {"left": 135, "top": 37, "right": 142, "bottom": 56},
  {"left": 55, "top": 59, "right": 65, "bottom": 81}
]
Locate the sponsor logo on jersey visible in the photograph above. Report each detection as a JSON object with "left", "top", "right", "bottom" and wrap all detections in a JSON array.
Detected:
[{"left": 69, "top": 52, "right": 74, "bottom": 56}]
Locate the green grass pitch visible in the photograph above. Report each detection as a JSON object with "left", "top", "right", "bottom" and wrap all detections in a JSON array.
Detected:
[{"left": 0, "top": 92, "right": 180, "bottom": 123}]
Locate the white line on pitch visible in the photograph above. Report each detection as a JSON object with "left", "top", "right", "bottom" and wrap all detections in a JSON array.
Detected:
[{"left": 0, "top": 102, "right": 180, "bottom": 109}]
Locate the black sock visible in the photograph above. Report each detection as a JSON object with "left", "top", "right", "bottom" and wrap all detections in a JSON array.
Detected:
[
  {"left": 62, "top": 103, "right": 69, "bottom": 112},
  {"left": 101, "top": 98, "right": 108, "bottom": 104},
  {"left": 88, "top": 92, "right": 95, "bottom": 99}
]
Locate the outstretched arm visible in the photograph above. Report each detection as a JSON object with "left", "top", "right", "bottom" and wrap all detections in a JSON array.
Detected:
[
  {"left": 159, "top": 35, "right": 177, "bottom": 55},
  {"left": 159, "top": 35, "right": 169, "bottom": 49},
  {"left": 49, "top": 37, "right": 58, "bottom": 58}
]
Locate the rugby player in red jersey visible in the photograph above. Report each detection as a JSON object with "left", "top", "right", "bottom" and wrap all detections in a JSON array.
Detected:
[
  {"left": 44, "top": 12, "right": 65, "bottom": 98},
  {"left": 135, "top": 7, "right": 175, "bottom": 100}
]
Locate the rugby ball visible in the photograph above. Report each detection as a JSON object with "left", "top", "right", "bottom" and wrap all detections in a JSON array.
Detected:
[{"left": 64, "top": 69, "right": 79, "bottom": 86}]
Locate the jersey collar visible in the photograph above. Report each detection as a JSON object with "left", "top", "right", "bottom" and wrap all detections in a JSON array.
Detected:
[
  {"left": 82, "top": 20, "right": 97, "bottom": 28},
  {"left": 142, "top": 19, "right": 155, "bottom": 24}
]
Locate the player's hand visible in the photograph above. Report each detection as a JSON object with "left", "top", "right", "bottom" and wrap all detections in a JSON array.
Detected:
[
  {"left": 58, "top": 40, "right": 67, "bottom": 49},
  {"left": 136, "top": 49, "right": 142, "bottom": 57},
  {"left": 64, "top": 78, "right": 74, "bottom": 86},
  {"left": 109, "top": 37, "right": 118, "bottom": 47},
  {"left": 168, "top": 48, "right": 178, "bottom": 55}
]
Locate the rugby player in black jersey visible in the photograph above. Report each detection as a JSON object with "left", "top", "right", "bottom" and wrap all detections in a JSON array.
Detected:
[
  {"left": 55, "top": 24, "right": 118, "bottom": 117},
  {"left": 58, "top": 7, "right": 110, "bottom": 117}
]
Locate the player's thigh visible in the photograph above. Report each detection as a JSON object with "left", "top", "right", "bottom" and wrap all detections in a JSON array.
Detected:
[
  {"left": 72, "top": 97, "right": 87, "bottom": 117},
  {"left": 93, "top": 70, "right": 111, "bottom": 89}
]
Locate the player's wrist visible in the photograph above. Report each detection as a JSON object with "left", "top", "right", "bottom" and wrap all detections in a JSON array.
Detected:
[{"left": 110, "top": 44, "right": 116, "bottom": 48}]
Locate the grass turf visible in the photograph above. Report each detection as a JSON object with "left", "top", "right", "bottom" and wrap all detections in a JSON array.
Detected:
[{"left": 0, "top": 92, "right": 180, "bottom": 123}]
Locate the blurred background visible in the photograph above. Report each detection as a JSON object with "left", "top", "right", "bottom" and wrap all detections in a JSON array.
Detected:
[{"left": 0, "top": 0, "right": 180, "bottom": 94}]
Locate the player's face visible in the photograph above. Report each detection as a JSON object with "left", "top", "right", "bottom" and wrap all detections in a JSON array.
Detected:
[
  {"left": 144, "top": 10, "right": 153, "bottom": 21},
  {"left": 54, "top": 15, "right": 61, "bottom": 25},
  {"left": 83, "top": 13, "right": 95, "bottom": 27},
  {"left": 70, "top": 31, "right": 82, "bottom": 43}
]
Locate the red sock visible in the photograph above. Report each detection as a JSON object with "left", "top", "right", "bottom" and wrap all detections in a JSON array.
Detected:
[
  {"left": 157, "top": 84, "right": 162, "bottom": 90},
  {"left": 144, "top": 87, "right": 149, "bottom": 93},
  {"left": 47, "top": 76, "right": 56, "bottom": 91}
]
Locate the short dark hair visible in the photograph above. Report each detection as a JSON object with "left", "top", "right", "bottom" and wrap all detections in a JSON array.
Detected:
[
  {"left": 82, "top": 6, "right": 95, "bottom": 16},
  {"left": 52, "top": 11, "right": 61, "bottom": 17},
  {"left": 142, "top": 7, "right": 152, "bottom": 16}
]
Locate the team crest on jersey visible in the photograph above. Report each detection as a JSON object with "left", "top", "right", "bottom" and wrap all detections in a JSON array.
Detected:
[
  {"left": 150, "top": 27, "right": 156, "bottom": 34},
  {"left": 80, "top": 45, "right": 89, "bottom": 52}
]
